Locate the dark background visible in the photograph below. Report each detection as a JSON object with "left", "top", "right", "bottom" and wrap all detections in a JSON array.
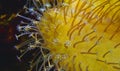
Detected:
[{"left": 0, "top": 0, "right": 27, "bottom": 71}]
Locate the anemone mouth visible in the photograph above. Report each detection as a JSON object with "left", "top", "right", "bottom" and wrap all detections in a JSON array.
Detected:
[{"left": 16, "top": 0, "right": 120, "bottom": 71}]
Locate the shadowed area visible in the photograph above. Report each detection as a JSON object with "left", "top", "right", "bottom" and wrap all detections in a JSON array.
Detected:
[{"left": 0, "top": 0, "right": 27, "bottom": 71}]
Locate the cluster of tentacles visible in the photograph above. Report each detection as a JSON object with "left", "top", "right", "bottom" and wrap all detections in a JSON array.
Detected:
[{"left": 15, "top": 0, "right": 120, "bottom": 71}]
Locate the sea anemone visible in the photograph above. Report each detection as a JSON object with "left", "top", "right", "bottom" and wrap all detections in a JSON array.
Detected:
[{"left": 16, "top": 0, "right": 120, "bottom": 71}]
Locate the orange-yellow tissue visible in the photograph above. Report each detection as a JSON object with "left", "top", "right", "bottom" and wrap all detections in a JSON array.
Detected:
[{"left": 36, "top": 0, "right": 120, "bottom": 71}]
